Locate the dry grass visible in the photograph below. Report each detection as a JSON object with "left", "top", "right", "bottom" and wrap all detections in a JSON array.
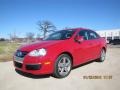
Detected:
[{"left": 0, "top": 41, "right": 21, "bottom": 62}]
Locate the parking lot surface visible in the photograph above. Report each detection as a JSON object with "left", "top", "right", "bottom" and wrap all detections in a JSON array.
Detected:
[{"left": 0, "top": 45, "right": 120, "bottom": 90}]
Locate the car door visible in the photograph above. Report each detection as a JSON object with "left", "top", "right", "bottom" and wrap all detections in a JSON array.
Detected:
[
  {"left": 73, "top": 30, "right": 93, "bottom": 65},
  {"left": 87, "top": 30, "right": 101, "bottom": 60}
]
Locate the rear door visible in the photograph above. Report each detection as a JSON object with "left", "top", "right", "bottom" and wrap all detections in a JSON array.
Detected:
[{"left": 87, "top": 30, "right": 101, "bottom": 60}]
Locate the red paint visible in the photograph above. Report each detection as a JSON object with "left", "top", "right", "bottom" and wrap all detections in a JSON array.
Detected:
[{"left": 13, "top": 28, "right": 107, "bottom": 75}]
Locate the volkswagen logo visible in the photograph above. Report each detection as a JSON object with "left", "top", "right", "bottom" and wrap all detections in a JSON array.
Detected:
[{"left": 16, "top": 51, "right": 23, "bottom": 57}]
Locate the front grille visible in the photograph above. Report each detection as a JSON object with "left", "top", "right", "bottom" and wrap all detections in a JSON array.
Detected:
[
  {"left": 15, "top": 50, "right": 28, "bottom": 58},
  {"left": 26, "top": 64, "right": 41, "bottom": 70},
  {"left": 14, "top": 61, "right": 23, "bottom": 68}
]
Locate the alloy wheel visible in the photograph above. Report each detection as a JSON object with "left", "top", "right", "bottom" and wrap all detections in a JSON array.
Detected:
[{"left": 58, "top": 57, "right": 71, "bottom": 76}]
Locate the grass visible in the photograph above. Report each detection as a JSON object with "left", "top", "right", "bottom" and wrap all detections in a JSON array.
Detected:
[{"left": 0, "top": 41, "right": 21, "bottom": 62}]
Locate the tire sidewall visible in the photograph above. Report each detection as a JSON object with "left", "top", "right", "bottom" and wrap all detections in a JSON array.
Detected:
[{"left": 99, "top": 49, "right": 106, "bottom": 62}]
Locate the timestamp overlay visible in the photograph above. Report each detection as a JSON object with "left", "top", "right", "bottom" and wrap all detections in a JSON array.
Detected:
[{"left": 83, "top": 75, "right": 112, "bottom": 79}]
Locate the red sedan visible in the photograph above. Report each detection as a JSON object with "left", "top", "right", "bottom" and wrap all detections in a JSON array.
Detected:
[{"left": 13, "top": 28, "right": 107, "bottom": 78}]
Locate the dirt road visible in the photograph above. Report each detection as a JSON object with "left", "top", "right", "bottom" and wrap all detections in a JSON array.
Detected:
[{"left": 0, "top": 46, "right": 120, "bottom": 90}]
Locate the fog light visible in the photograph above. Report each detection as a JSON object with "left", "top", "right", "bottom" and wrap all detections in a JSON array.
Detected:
[{"left": 44, "top": 62, "right": 51, "bottom": 65}]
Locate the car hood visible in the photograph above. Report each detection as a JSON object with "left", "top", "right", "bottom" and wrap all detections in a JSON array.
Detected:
[{"left": 19, "top": 40, "right": 64, "bottom": 52}]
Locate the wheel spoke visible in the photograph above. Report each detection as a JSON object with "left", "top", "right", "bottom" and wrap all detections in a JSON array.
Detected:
[
  {"left": 64, "top": 67, "right": 69, "bottom": 72},
  {"left": 59, "top": 68, "right": 64, "bottom": 74},
  {"left": 58, "top": 62, "right": 64, "bottom": 67},
  {"left": 58, "top": 67, "right": 62, "bottom": 71},
  {"left": 62, "top": 57, "right": 66, "bottom": 63}
]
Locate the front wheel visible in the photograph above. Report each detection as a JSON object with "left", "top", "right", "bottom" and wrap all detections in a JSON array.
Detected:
[{"left": 53, "top": 54, "right": 72, "bottom": 78}]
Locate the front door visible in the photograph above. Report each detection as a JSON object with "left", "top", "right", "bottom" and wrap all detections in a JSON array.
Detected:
[{"left": 73, "top": 30, "right": 93, "bottom": 65}]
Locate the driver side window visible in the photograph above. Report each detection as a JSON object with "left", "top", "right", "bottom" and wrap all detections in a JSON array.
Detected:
[{"left": 79, "top": 30, "right": 89, "bottom": 40}]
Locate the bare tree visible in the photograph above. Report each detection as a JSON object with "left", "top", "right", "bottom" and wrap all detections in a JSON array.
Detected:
[
  {"left": 26, "top": 32, "right": 34, "bottom": 41},
  {"left": 37, "top": 20, "right": 56, "bottom": 38},
  {"left": 8, "top": 31, "right": 18, "bottom": 41}
]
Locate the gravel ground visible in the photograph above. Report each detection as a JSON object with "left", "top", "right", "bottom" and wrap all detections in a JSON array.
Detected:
[{"left": 0, "top": 45, "right": 120, "bottom": 90}]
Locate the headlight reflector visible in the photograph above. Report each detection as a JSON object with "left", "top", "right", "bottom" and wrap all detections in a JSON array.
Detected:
[{"left": 29, "top": 48, "right": 47, "bottom": 56}]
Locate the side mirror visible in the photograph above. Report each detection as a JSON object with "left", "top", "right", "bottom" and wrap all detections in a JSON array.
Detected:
[{"left": 75, "top": 36, "right": 84, "bottom": 43}]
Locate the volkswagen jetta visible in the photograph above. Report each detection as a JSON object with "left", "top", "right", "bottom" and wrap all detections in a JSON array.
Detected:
[{"left": 13, "top": 28, "right": 107, "bottom": 78}]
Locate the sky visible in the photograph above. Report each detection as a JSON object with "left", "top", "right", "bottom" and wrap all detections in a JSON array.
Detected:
[{"left": 0, "top": 0, "right": 120, "bottom": 38}]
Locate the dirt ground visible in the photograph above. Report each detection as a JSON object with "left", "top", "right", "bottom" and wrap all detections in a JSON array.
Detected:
[{"left": 0, "top": 45, "right": 120, "bottom": 90}]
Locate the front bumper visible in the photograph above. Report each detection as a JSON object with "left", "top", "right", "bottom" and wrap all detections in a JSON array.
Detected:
[{"left": 13, "top": 56, "right": 54, "bottom": 75}]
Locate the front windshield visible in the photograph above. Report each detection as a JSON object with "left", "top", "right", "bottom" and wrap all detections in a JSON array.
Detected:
[{"left": 44, "top": 30, "right": 75, "bottom": 40}]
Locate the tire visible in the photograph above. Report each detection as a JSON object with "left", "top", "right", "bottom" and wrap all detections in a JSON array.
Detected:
[
  {"left": 53, "top": 54, "right": 72, "bottom": 78},
  {"left": 98, "top": 49, "right": 106, "bottom": 62}
]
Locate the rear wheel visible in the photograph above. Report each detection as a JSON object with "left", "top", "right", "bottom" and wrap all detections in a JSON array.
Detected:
[
  {"left": 98, "top": 49, "right": 106, "bottom": 62},
  {"left": 53, "top": 54, "right": 72, "bottom": 78}
]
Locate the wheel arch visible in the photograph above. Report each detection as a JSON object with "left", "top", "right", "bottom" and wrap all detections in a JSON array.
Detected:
[
  {"left": 102, "top": 47, "right": 106, "bottom": 52},
  {"left": 58, "top": 51, "right": 73, "bottom": 66}
]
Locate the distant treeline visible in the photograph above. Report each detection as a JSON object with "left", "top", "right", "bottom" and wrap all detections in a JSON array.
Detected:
[{"left": 0, "top": 38, "right": 6, "bottom": 41}]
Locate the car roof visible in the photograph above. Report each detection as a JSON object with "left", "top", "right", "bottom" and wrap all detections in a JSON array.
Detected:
[{"left": 64, "top": 27, "right": 91, "bottom": 31}]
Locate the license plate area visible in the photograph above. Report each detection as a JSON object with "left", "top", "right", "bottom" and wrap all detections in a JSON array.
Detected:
[{"left": 14, "top": 56, "right": 24, "bottom": 63}]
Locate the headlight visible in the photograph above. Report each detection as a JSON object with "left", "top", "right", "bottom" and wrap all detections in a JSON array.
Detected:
[{"left": 29, "top": 48, "right": 47, "bottom": 56}]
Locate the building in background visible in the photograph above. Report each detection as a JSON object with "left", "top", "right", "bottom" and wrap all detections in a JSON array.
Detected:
[{"left": 96, "top": 29, "right": 120, "bottom": 42}]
